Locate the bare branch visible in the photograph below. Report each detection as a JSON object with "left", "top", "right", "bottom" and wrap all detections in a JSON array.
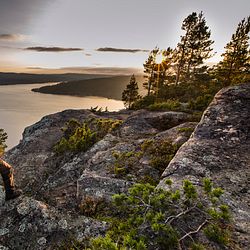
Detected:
[
  {"left": 165, "top": 204, "right": 197, "bottom": 224},
  {"left": 179, "top": 219, "right": 208, "bottom": 242}
]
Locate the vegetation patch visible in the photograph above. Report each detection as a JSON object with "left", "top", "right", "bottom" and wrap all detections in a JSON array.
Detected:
[
  {"left": 188, "top": 94, "right": 214, "bottom": 111},
  {"left": 178, "top": 127, "right": 195, "bottom": 137},
  {"left": 147, "top": 100, "right": 181, "bottom": 111},
  {"left": 110, "top": 139, "right": 181, "bottom": 184},
  {"left": 54, "top": 118, "right": 123, "bottom": 154},
  {"left": 86, "top": 178, "right": 231, "bottom": 249},
  {"left": 141, "top": 139, "right": 180, "bottom": 173}
]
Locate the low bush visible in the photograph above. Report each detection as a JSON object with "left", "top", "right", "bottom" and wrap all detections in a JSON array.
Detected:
[
  {"left": 88, "top": 178, "right": 231, "bottom": 249},
  {"left": 111, "top": 139, "right": 180, "bottom": 183},
  {"left": 188, "top": 94, "right": 213, "bottom": 111},
  {"left": 131, "top": 95, "right": 156, "bottom": 110},
  {"left": 54, "top": 118, "right": 123, "bottom": 154},
  {"left": 141, "top": 139, "right": 180, "bottom": 173},
  {"left": 54, "top": 123, "right": 97, "bottom": 153},
  {"left": 147, "top": 100, "right": 181, "bottom": 111},
  {"left": 111, "top": 151, "right": 142, "bottom": 178}
]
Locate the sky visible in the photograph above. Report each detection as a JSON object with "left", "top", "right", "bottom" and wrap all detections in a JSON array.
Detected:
[{"left": 0, "top": 0, "right": 249, "bottom": 74}]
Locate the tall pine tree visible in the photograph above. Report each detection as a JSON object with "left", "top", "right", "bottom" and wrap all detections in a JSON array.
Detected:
[
  {"left": 175, "top": 12, "right": 214, "bottom": 84},
  {"left": 122, "top": 75, "right": 140, "bottom": 109},
  {"left": 143, "top": 47, "right": 174, "bottom": 97},
  {"left": 143, "top": 48, "right": 159, "bottom": 96},
  {"left": 216, "top": 16, "right": 250, "bottom": 86}
]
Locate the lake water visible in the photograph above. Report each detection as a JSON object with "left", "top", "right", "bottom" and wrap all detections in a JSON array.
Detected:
[{"left": 0, "top": 83, "right": 124, "bottom": 149}]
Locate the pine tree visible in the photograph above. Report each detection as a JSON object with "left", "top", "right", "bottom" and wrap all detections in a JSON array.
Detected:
[
  {"left": 216, "top": 16, "right": 250, "bottom": 86},
  {"left": 143, "top": 48, "right": 159, "bottom": 96},
  {"left": 175, "top": 12, "right": 214, "bottom": 84},
  {"left": 143, "top": 47, "right": 174, "bottom": 97},
  {"left": 122, "top": 75, "right": 140, "bottom": 109}
]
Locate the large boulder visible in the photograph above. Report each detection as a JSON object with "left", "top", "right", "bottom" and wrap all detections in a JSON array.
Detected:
[{"left": 158, "top": 83, "right": 250, "bottom": 249}]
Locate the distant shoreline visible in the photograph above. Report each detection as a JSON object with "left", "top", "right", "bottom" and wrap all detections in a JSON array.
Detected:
[
  {"left": 32, "top": 75, "right": 145, "bottom": 101},
  {"left": 0, "top": 72, "right": 110, "bottom": 85}
]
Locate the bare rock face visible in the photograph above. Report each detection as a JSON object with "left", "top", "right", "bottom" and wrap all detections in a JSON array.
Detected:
[{"left": 158, "top": 83, "right": 250, "bottom": 249}]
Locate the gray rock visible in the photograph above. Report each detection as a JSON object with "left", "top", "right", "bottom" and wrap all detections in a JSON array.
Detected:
[
  {"left": 77, "top": 171, "right": 132, "bottom": 202},
  {"left": 158, "top": 83, "right": 250, "bottom": 249},
  {"left": 0, "top": 186, "right": 4, "bottom": 206},
  {"left": 0, "top": 196, "right": 106, "bottom": 249}
]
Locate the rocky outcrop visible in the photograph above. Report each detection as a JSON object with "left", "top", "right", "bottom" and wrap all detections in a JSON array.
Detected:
[
  {"left": 158, "top": 83, "right": 250, "bottom": 249},
  {"left": 1, "top": 83, "right": 249, "bottom": 249},
  {"left": 1, "top": 108, "right": 194, "bottom": 249}
]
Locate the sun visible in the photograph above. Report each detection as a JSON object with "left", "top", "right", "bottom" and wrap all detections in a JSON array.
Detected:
[{"left": 155, "top": 52, "right": 164, "bottom": 64}]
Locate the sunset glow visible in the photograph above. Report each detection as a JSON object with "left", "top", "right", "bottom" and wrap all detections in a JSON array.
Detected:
[{"left": 0, "top": 0, "right": 249, "bottom": 74}]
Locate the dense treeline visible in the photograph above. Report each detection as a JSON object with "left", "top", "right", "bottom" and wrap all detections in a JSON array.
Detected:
[{"left": 122, "top": 13, "right": 250, "bottom": 111}]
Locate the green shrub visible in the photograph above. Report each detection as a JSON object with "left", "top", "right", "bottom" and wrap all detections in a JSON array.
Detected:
[
  {"left": 54, "top": 118, "right": 123, "bottom": 154},
  {"left": 188, "top": 94, "right": 213, "bottom": 111},
  {"left": 111, "top": 151, "right": 142, "bottom": 178},
  {"left": 204, "top": 223, "right": 230, "bottom": 245},
  {"left": 54, "top": 123, "right": 97, "bottom": 153},
  {"left": 147, "top": 99, "right": 181, "bottom": 111},
  {"left": 90, "top": 236, "right": 119, "bottom": 250},
  {"left": 131, "top": 95, "right": 156, "bottom": 109},
  {"left": 62, "top": 119, "right": 81, "bottom": 139},
  {"left": 141, "top": 139, "right": 180, "bottom": 172},
  {"left": 87, "top": 178, "right": 231, "bottom": 249},
  {"left": 111, "top": 139, "right": 180, "bottom": 183},
  {"left": 93, "top": 118, "right": 123, "bottom": 138},
  {"left": 190, "top": 243, "right": 206, "bottom": 250}
]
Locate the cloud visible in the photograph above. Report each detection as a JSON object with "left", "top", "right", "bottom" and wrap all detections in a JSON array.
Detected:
[
  {"left": 25, "top": 46, "right": 83, "bottom": 52},
  {"left": 24, "top": 66, "right": 144, "bottom": 75},
  {"left": 96, "top": 47, "right": 149, "bottom": 53},
  {"left": 0, "top": 33, "right": 26, "bottom": 41},
  {"left": 58, "top": 66, "right": 144, "bottom": 75},
  {"left": 26, "top": 66, "right": 45, "bottom": 69}
]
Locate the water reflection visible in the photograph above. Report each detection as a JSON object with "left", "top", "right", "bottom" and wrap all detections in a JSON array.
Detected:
[{"left": 0, "top": 83, "right": 124, "bottom": 148}]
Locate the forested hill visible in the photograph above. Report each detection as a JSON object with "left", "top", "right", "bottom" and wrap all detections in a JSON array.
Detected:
[
  {"left": 0, "top": 72, "right": 109, "bottom": 85},
  {"left": 32, "top": 75, "right": 145, "bottom": 100}
]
